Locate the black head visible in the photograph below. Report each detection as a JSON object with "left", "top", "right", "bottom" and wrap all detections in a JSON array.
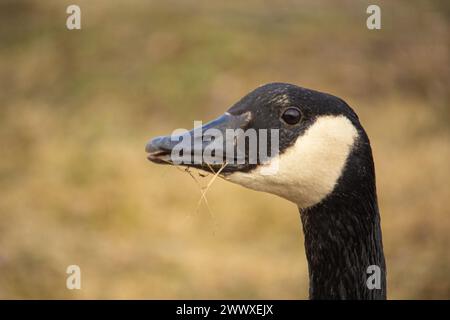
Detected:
[
  {"left": 146, "top": 83, "right": 370, "bottom": 208},
  {"left": 146, "top": 83, "right": 386, "bottom": 299}
]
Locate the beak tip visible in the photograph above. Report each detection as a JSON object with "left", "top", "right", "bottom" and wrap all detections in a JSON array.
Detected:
[
  {"left": 145, "top": 136, "right": 173, "bottom": 165},
  {"left": 145, "top": 136, "right": 165, "bottom": 154}
]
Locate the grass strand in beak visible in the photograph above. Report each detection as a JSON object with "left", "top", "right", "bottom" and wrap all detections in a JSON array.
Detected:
[
  {"left": 157, "top": 158, "right": 227, "bottom": 230},
  {"left": 194, "top": 162, "right": 228, "bottom": 218}
]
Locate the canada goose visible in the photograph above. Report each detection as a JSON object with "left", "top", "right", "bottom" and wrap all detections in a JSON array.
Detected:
[{"left": 145, "top": 83, "right": 386, "bottom": 300}]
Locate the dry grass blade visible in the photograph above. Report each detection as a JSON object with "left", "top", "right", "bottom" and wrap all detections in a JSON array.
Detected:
[
  {"left": 158, "top": 158, "right": 227, "bottom": 225},
  {"left": 194, "top": 162, "right": 228, "bottom": 218}
]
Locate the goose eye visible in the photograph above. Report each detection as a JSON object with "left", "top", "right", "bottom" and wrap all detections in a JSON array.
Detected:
[{"left": 281, "top": 107, "right": 302, "bottom": 125}]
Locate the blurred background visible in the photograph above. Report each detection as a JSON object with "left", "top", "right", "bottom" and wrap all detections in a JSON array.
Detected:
[{"left": 0, "top": 0, "right": 449, "bottom": 299}]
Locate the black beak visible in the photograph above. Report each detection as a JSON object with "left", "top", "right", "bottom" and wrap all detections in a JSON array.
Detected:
[{"left": 145, "top": 112, "right": 253, "bottom": 173}]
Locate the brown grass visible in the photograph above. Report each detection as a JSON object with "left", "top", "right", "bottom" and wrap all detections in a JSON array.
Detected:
[{"left": 0, "top": 0, "right": 448, "bottom": 299}]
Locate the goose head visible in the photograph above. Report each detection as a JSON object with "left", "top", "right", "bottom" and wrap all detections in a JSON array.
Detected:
[
  {"left": 146, "top": 82, "right": 386, "bottom": 299},
  {"left": 146, "top": 82, "right": 366, "bottom": 209}
]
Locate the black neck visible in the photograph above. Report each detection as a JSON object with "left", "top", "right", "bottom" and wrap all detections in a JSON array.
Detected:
[
  {"left": 299, "top": 138, "right": 386, "bottom": 299},
  {"left": 300, "top": 198, "right": 386, "bottom": 299}
]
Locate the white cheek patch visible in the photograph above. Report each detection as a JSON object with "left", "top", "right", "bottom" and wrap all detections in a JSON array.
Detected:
[{"left": 223, "top": 115, "right": 358, "bottom": 208}]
